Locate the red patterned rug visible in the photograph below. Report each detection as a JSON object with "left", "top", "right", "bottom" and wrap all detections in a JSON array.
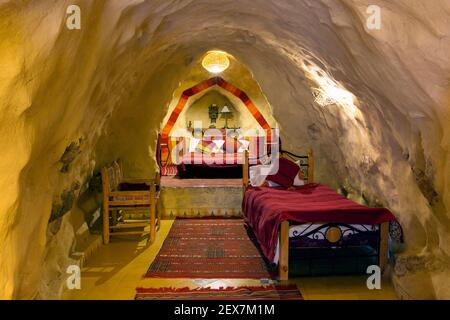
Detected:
[
  {"left": 135, "top": 285, "right": 303, "bottom": 300},
  {"left": 145, "top": 219, "right": 276, "bottom": 278}
]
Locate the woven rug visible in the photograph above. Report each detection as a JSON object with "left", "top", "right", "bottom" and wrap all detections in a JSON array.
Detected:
[
  {"left": 145, "top": 219, "right": 276, "bottom": 278},
  {"left": 135, "top": 285, "right": 303, "bottom": 300}
]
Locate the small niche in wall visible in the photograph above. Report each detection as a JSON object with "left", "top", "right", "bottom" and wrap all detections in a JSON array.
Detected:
[{"left": 184, "top": 91, "right": 241, "bottom": 129}]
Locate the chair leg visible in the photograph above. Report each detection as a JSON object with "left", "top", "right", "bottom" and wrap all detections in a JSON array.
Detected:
[
  {"left": 150, "top": 183, "right": 156, "bottom": 243},
  {"left": 102, "top": 201, "right": 110, "bottom": 245},
  {"left": 156, "top": 201, "right": 161, "bottom": 230},
  {"left": 101, "top": 167, "right": 110, "bottom": 245}
]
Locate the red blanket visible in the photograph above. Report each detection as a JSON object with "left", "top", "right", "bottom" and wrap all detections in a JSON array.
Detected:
[
  {"left": 180, "top": 152, "right": 244, "bottom": 166},
  {"left": 243, "top": 184, "right": 396, "bottom": 262}
]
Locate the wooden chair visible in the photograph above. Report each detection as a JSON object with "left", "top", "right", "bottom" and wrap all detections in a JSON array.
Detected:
[{"left": 101, "top": 160, "right": 160, "bottom": 245}]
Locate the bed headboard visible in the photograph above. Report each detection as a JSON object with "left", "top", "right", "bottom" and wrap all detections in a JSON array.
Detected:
[
  {"left": 243, "top": 148, "right": 314, "bottom": 190},
  {"left": 280, "top": 149, "right": 314, "bottom": 183}
]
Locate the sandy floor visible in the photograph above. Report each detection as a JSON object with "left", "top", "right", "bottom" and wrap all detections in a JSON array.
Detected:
[{"left": 63, "top": 220, "right": 398, "bottom": 300}]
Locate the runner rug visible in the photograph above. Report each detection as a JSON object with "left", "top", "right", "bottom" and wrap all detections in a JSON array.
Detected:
[
  {"left": 135, "top": 285, "right": 303, "bottom": 300},
  {"left": 145, "top": 219, "right": 276, "bottom": 278}
]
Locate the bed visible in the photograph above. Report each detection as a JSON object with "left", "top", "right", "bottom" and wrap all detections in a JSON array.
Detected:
[
  {"left": 163, "top": 130, "right": 268, "bottom": 178},
  {"left": 242, "top": 150, "right": 397, "bottom": 280},
  {"left": 177, "top": 153, "right": 244, "bottom": 178}
]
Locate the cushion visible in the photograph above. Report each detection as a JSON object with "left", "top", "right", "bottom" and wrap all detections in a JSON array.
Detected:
[
  {"left": 211, "top": 139, "right": 225, "bottom": 153},
  {"left": 293, "top": 174, "right": 305, "bottom": 186},
  {"left": 188, "top": 137, "right": 200, "bottom": 153},
  {"left": 238, "top": 139, "right": 250, "bottom": 153},
  {"left": 266, "top": 158, "right": 300, "bottom": 188},
  {"left": 223, "top": 137, "right": 250, "bottom": 153},
  {"left": 294, "top": 160, "right": 305, "bottom": 186},
  {"left": 249, "top": 165, "right": 267, "bottom": 187},
  {"left": 223, "top": 137, "right": 238, "bottom": 153},
  {"left": 267, "top": 180, "right": 281, "bottom": 187},
  {"left": 195, "top": 139, "right": 214, "bottom": 154}
]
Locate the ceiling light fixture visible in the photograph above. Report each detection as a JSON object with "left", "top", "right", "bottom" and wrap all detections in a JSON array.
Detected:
[{"left": 202, "top": 50, "right": 230, "bottom": 74}]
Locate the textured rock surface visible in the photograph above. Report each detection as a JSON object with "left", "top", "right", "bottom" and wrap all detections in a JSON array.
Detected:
[
  {"left": 159, "top": 184, "right": 243, "bottom": 219},
  {"left": 0, "top": 0, "right": 449, "bottom": 299}
]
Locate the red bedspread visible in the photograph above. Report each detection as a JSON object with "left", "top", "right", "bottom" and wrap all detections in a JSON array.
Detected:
[
  {"left": 180, "top": 152, "right": 244, "bottom": 166},
  {"left": 243, "top": 184, "right": 396, "bottom": 262}
]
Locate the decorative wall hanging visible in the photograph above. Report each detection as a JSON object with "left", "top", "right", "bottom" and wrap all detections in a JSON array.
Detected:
[{"left": 208, "top": 104, "right": 219, "bottom": 128}]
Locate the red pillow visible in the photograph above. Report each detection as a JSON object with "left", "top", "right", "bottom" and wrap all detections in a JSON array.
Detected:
[
  {"left": 223, "top": 137, "right": 239, "bottom": 153},
  {"left": 266, "top": 158, "right": 300, "bottom": 188}
]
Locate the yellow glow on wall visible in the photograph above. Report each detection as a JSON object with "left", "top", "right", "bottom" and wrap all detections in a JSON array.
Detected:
[
  {"left": 302, "top": 61, "right": 361, "bottom": 119},
  {"left": 202, "top": 51, "right": 230, "bottom": 74},
  {"left": 312, "top": 86, "right": 355, "bottom": 107}
]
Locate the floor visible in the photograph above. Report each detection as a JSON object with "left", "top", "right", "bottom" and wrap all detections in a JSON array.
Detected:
[{"left": 63, "top": 220, "right": 398, "bottom": 300}]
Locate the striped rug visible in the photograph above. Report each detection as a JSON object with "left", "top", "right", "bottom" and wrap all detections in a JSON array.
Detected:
[
  {"left": 145, "top": 219, "right": 276, "bottom": 279},
  {"left": 135, "top": 285, "right": 303, "bottom": 300}
]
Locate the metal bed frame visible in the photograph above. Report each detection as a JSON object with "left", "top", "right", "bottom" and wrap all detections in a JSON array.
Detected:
[{"left": 242, "top": 149, "right": 389, "bottom": 280}]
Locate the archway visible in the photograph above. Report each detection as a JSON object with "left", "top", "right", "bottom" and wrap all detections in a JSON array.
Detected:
[{"left": 160, "top": 76, "right": 273, "bottom": 168}]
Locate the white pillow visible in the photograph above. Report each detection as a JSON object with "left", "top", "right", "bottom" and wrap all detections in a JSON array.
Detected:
[
  {"left": 189, "top": 137, "right": 200, "bottom": 152},
  {"left": 250, "top": 165, "right": 285, "bottom": 187},
  {"left": 249, "top": 165, "right": 267, "bottom": 187},
  {"left": 267, "top": 181, "right": 281, "bottom": 187},
  {"left": 293, "top": 173, "right": 305, "bottom": 186},
  {"left": 212, "top": 139, "right": 225, "bottom": 153},
  {"left": 238, "top": 139, "right": 250, "bottom": 153},
  {"left": 293, "top": 160, "right": 306, "bottom": 186}
]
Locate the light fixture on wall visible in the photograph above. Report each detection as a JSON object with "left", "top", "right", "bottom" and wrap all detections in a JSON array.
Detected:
[{"left": 202, "top": 50, "right": 230, "bottom": 74}]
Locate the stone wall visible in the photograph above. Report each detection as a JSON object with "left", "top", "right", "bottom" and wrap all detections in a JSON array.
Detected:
[{"left": 0, "top": 0, "right": 449, "bottom": 299}]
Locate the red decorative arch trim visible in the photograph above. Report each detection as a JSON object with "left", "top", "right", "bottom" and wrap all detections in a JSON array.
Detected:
[
  {"left": 159, "top": 77, "right": 272, "bottom": 170},
  {"left": 161, "top": 77, "right": 271, "bottom": 143}
]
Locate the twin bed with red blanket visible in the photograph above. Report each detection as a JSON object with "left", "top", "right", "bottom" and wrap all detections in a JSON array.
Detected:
[{"left": 242, "top": 150, "right": 397, "bottom": 280}]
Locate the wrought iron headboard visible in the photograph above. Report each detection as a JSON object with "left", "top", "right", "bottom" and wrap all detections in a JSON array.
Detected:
[
  {"left": 280, "top": 149, "right": 314, "bottom": 183},
  {"left": 243, "top": 148, "right": 314, "bottom": 190}
]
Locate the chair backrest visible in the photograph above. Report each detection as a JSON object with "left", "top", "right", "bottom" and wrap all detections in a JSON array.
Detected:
[
  {"left": 113, "top": 161, "right": 123, "bottom": 184},
  {"left": 107, "top": 166, "right": 117, "bottom": 192},
  {"left": 101, "top": 160, "right": 123, "bottom": 194}
]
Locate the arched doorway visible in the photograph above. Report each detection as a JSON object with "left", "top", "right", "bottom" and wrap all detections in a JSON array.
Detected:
[{"left": 160, "top": 76, "right": 273, "bottom": 171}]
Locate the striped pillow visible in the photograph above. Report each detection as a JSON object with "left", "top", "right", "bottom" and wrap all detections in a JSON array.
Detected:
[{"left": 195, "top": 139, "right": 214, "bottom": 154}]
